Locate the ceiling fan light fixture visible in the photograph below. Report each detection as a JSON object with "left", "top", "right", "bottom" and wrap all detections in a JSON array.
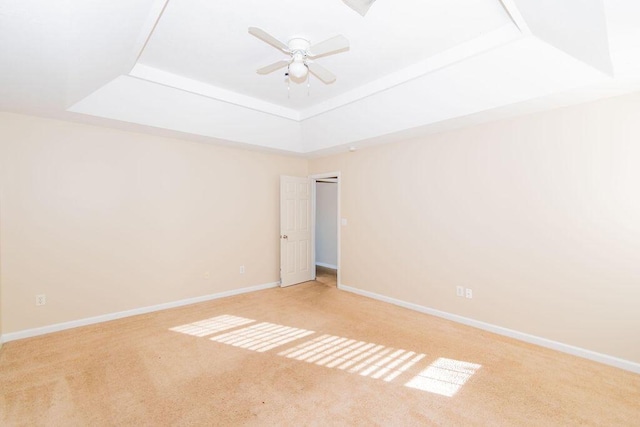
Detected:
[
  {"left": 288, "top": 60, "right": 308, "bottom": 79},
  {"left": 342, "top": 0, "right": 377, "bottom": 16}
]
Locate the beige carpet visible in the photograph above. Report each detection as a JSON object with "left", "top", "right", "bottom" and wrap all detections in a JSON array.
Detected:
[{"left": 1, "top": 271, "right": 639, "bottom": 426}]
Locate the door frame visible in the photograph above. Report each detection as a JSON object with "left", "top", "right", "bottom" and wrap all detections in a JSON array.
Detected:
[{"left": 310, "top": 171, "right": 341, "bottom": 286}]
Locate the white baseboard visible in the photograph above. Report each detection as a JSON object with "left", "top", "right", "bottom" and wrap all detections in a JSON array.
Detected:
[
  {"left": 338, "top": 284, "right": 640, "bottom": 374},
  {"left": 316, "top": 262, "right": 338, "bottom": 270},
  {"left": 1, "top": 282, "right": 279, "bottom": 343}
]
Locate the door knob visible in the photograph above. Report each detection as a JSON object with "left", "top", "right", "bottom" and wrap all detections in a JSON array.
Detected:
[{"left": 281, "top": 235, "right": 288, "bottom": 239}]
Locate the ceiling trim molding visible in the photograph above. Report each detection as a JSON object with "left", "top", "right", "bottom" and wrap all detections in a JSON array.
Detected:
[{"left": 129, "top": 64, "right": 301, "bottom": 120}]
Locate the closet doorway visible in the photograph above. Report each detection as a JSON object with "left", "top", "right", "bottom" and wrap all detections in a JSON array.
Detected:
[{"left": 312, "top": 172, "right": 340, "bottom": 287}]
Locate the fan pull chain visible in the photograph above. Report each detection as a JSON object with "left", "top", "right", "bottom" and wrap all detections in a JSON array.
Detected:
[
  {"left": 307, "top": 71, "right": 311, "bottom": 96},
  {"left": 287, "top": 76, "right": 290, "bottom": 99}
]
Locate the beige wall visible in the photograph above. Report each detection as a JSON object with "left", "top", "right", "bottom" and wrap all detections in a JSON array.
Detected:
[
  {"left": 0, "top": 196, "right": 2, "bottom": 348},
  {"left": 310, "top": 93, "right": 640, "bottom": 364},
  {"left": 2, "top": 92, "right": 640, "bottom": 364},
  {"left": 0, "top": 113, "right": 307, "bottom": 333}
]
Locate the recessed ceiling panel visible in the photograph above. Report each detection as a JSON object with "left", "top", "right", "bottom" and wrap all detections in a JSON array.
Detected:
[{"left": 137, "top": 0, "right": 512, "bottom": 109}]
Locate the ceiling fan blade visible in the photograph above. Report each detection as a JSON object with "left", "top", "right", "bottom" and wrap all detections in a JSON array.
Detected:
[
  {"left": 308, "top": 35, "right": 350, "bottom": 58},
  {"left": 257, "top": 60, "right": 290, "bottom": 75},
  {"left": 248, "top": 27, "right": 290, "bottom": 53},
  {"left": 308, "top": 62, "right": 337, "bottom": 84}
]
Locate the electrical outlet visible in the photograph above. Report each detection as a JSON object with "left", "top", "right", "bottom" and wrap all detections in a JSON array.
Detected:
[
  {"left": 203, "top": 271, "right": 210, "bottom": 279},
  {"left": 240, "top": 265, "right": 245, "bottom": 274},
  {"left": 465, "top": 288, "right": 473, "bottom": 299},
  {"left": 456, "top": 286, "right": 464, "bottom": 297},
  {"left": 36, "top": 294, "right": 46, "bottom": 306}
]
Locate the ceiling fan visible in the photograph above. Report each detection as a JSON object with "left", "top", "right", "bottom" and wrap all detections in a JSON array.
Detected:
[{"left": 248, "top": 27, "right": 349, "bottom": 84}]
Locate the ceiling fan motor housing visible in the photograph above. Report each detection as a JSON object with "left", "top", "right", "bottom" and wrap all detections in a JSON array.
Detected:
[{"left": 288, "top": 38, "right": 310, "bottom": 53}]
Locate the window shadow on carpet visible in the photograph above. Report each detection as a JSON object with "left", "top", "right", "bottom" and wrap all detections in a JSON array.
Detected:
[{"left": 170, "top": 314, "right": 481, "bottom": 397}]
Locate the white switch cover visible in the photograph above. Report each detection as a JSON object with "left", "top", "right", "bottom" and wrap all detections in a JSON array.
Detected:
[
  {"left": 465, "top": 288, "right": 473, "bottom": 299},
  {"left": 341, "top": 218, "right": 348, "bottom": 226}
]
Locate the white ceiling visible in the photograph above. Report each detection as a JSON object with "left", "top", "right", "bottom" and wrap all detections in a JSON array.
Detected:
[
  {"left": 137, "top": 0, "right": 511, "bottom": 110},
  {"left": 1, "top": 0, "right": 640, "bottom": 155}
]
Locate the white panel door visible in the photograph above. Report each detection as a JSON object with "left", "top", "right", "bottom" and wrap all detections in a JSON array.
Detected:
[{"left": 280, "top": 176, "right": 313, "bottom": 287}]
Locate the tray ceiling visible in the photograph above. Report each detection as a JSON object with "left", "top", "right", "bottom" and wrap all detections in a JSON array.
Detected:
[
  {"left": 137, "top": 0, "right": 512, "bottom": 110},
  {"left": 1, "top": 0, "right": 640, "bottom": 155}
]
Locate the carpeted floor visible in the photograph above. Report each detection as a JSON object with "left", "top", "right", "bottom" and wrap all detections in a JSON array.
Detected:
[{"left": 1, "top": 269, "right": 639, "bottom": 426}]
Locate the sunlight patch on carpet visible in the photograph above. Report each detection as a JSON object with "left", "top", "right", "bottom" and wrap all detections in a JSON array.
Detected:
[
  {"left": 404, "top": 358, "right": 481, "bottom": 397},
  {"left": 170, "top": 315, "right": 481, "bottom": 397},
  {"left": 278, "top": 334, "right": 426, "bottom": 382},
  {"left": 209, "top": 322, "right": 315, "bottom": 352},
  {"left": 169, "top": 315, "right": 255, "bottom": 337}
]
